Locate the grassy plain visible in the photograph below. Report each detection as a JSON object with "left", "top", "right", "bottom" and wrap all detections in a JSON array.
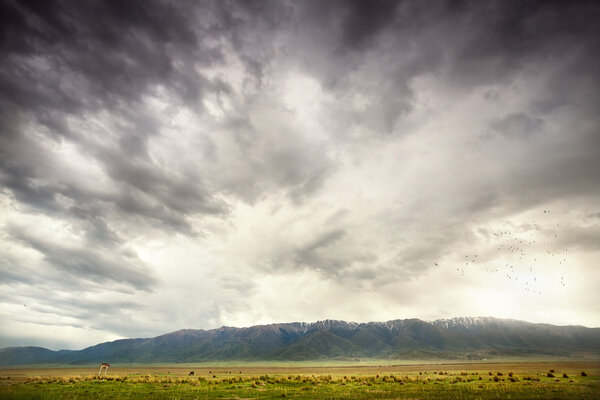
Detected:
[{"left": 1, "top": 360, "right": 598, "bottom": 399}]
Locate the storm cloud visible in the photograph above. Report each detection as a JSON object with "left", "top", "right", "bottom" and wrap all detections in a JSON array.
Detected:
[{"left": 1, "top": 0, "right": 599, "bottom": 349}]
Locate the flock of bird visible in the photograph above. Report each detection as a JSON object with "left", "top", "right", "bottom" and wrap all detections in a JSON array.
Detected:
[{"left": 439, "top": 210, "right": 570, "bottom": 295}]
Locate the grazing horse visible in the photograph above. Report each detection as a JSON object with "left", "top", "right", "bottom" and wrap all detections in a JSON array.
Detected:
[
  {"left": 98, "top": 362, "right": 110, "bottom": 376},
  {"left": 188, "top": 371, "right": 194, "bottom": 376}
]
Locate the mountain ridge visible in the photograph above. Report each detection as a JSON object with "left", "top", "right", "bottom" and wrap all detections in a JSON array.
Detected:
[{"left": 1, "top": 317, "right": 599, "bottom": 365}]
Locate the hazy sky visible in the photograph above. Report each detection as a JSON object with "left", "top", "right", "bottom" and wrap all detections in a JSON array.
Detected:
[{"left": 1, "top": 0, "right": 599, "bottom": 350}]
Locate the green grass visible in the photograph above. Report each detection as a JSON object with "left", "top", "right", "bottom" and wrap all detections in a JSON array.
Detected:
[{"left": 1, "top": 369, "right": 598, "bottom": 399}]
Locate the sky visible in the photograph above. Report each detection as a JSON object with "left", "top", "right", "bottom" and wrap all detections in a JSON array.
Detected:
[{"left": 1, "top": 0, "right": 599, "bottom": 351}]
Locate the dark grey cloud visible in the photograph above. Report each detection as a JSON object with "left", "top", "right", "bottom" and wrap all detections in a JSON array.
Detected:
[
  {"left": 6, "top": 224, "right": 156, "bottom": 291},
  {"left": 448, "top": 0, "right": 600, "bottom": 86},
  {"left": 334, "top": 0, "right": 400, "bottom": 53},
  {"left": 0, "top": 252, "right": 38, "bottom": 286},
  {"left": 0, "top": 283, "right": 156, "bottom": 347},
  {"left": 1, "top": 0, "right": 210, "bottom": 110},
  {"left": 295, "top": 229, "right": 347, "bottom": 270},
  {"left": 283, "top": 1, "right": 442, "bottom": 134},
  {"left": 280, "top": 0, "right": 598, "bottom": 139},
  {"left": 3, "top": 0, "right": 595, "bottom": 220},
  {"left": 0, "top": 287, "right": 143, "bottom": 319},
  {"left": 1, "top": 295, "right": 144, "bottom": 333},
  {"left": 0, "top": 0, "right": 231, "bottom": 231},
  {"left": 0, "top": 0, "right": 341, "bottom": 227},
  {"left": 491, "top": 113, "right": 544, "bottom": 138},
  {"left": 206, "top": 105, "right": 336, "bottom": 204}
]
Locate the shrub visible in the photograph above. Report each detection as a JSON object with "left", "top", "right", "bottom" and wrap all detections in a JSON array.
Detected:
[
  {"left": 547, "top": 373, "right": 554, "bottom": 378},
  {"left": 581, "top": 371, "right": 588, "bottom": 376},
  {"left": 549, "top": 369, "right": 555, "bottom": 373}
]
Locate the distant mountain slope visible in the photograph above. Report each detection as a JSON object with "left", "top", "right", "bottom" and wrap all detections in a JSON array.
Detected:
[
  {"left": 0, "top": 346, "right": 73, "bottom": 365},
  {"left": 1, "top": 317, "right": 599, "bottom": 365}
]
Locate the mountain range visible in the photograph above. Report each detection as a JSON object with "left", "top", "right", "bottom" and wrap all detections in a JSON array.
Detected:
[{"left": 1, "top": 317, "right": 599, "bottom": 365}]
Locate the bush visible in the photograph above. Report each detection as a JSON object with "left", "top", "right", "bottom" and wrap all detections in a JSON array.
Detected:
[
  {"left": 547, "top": 373, "right": 554, "bottom": 378},
  {"left": 563, "top": 373, "right": 569, "bottom": 378},
  {"left": 581, "top": 371, "right": 588, "bottom": 376}
]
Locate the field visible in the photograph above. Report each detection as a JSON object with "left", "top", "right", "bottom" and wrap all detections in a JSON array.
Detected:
[{"left": 1, "top": 361, "right": 598, "bottom": 399}]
